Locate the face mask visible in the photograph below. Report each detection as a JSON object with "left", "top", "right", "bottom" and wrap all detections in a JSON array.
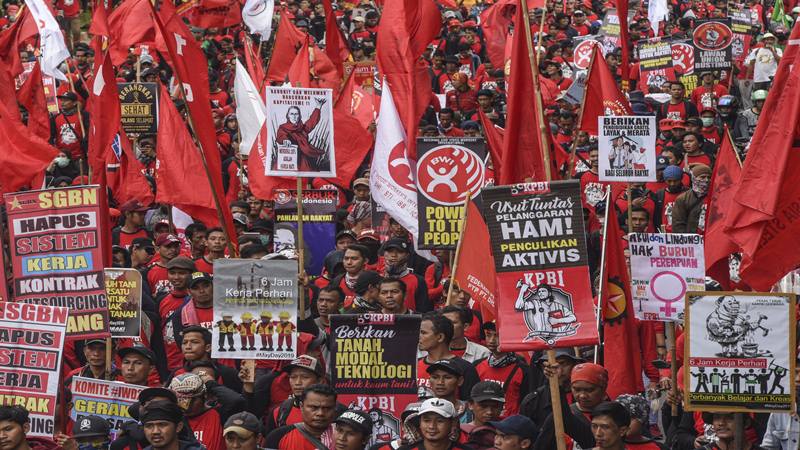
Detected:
[
  {"left": 55, "top": 156, "right": 70, "bottom": 168},
  {"left": 701, "top": 117, "right": 715, "bottom": 127},
  {"left": 692, "top": 177, "right": 710, "bottom": 196}
]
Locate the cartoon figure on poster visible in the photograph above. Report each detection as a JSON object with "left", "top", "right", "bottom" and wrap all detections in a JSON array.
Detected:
[
  {"left": 366, "top": 408, "right": 399, "bottom": 447},
  {"left": 706, "top": 295, "right": 770, "bottom": 358},
  {"left": 266, "top": 87, "right": 335, "bottom": 177},
  {"left": 514, "top": 281, "right": 578, "bottom": 345},
  {"left": 217, "top": 314, "right": 237, "bottom": 352},
  {"left": 608, "top": 135, "right": 648, "bottom": 171},
  {"left": 257, "top": 312, "right": 274, "bottom": 351}
]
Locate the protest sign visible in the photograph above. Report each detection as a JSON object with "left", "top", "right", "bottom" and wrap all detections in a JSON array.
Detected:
[
  {"left": 212, "top": 259, "right": 298, "bottom": 360},
  {"left": 4, "top": 187, "right": 109, "bottom": 339},
  {"left": 671, "top": 39, "right": 698, "bottom": 92},
  {"left": 638, "top": 39, "right": 676, "bottom": 93},
  {"left": 573, "top": 37, "right": 604, "bottom": 70},
  {"left": 0, "top": 302, "right": 68, "bottom": 436},
  {"left": 685, "top": 292, "right": 796, "bottom": 412},
  {"left": 729, "top": 5, "right": 753, "bottom": 66},
  {"left": 104, "top": 269, "right": 142, "bottom": 338},
  {"left": 415, "top": 137, "right": 487, "bottom": 250},
  {"left": 70, "top": 377, "right": 146, "bottom": 437},
  {"left": 371, "top": 198, "right": 391, "bottom": 241},
  {"left": 562, "top": 71, "right": 586, "bottom": 105},
  {"left": 273, "top": 189, "right": 337, "bottom": 276},
  {"left": 118, "top": 82, "right": 158, "bottom": 135},
  {"left": 598, "top": 116, "right": 657, "bottom": 182},
  {"left": 265, "top": 86, "right": 335, "bottom": 177},
  {"left": 343, "top": 61, "right": 378, "bottom": 92},
  {"left": 600, "top": 10, "right": 621, "bottom": 51},
  {"left": 481, "top": 181, "right": 598, "bottom": 350},
  {"left": 692, "top": 19, "right": 733, "bottom": 70},
  {"left": 330, "top": 314, "right": 420, "bottom": 447},
  {"left": 42, "top": 74, "right": 58, "bottom": 113},
  {"left": 629, "top": 233, "right": 705, "bottom": 321}
]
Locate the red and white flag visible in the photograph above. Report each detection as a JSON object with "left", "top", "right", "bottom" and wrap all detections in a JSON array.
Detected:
[{"left": 234, "top": 59, "right": 266, "bottom": 156}]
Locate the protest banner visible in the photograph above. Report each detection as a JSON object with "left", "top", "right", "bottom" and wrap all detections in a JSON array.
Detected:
[
  {"left": 481, "top": 181, "right": 598, "bottom": 350},
  {"left": 212, "top": 259, "right": 298, "bottom": 360},
  {"left": 370, "top": 198, "right": 391, "bottom": 241},
  {"left": 118, "top": 82, "right": 158, "bottom": 135},
  {"left": 729, "top": 5, "right": 753, "bottom": 67},
  {"left": 42, "top": 74, "right": 59, "bottom": 114},
  {"left": 273, "top": 189, "right": 337, "bottom": 276},
  {"left": 572, "top": 36, "right": 604, "bottom": 70},
  {"left": 265, "top": 86, "right": 336, "bottom": 177},
  {"left": 343, "top": 61, "right": 378, "bottom": 92},
  {"left": 597, "top": 116, "right": 657, "bottom": 182},
  {"left": 415, "top": 137, "right": 487, "bottom": 250},
  {"left": 685, "top": 292, "right": 796, "bottom": 412},
  {"left": 638, "top": 39, "right": 676, "bottom": 93},
  {"left": 692, "top": 19, "right": 734, "bottom": 70},
  {"left": 562, "top": 71, "right": 586, "bottom": 105},
  {"left": 4, "top": 187, "right": 109, "bottom": 339},
  {"left": 629, "top": 233, "right": 705, "bottom": 321},
  {"left": 330, "top": 313, "right": 420, "bottom": 448},
  {"left": 104, "top": 269, "right": 142, "bottom": 338},
  {"left": 671, "top": 39, "right": 698, "bottom": 92},
  {"left": 0, "top": 302, "right": 68, "bottom": 436},
  {"left": 70, "top": 377, "right": 146, "bottom": 437},
  {"left": 600, "top": 10, "right": 621, "bottom": 51}
]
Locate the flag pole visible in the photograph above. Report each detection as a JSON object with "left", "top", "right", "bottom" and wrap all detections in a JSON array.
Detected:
[
  {"left": 568, "top": 49, "right": 595, "bottom": 179},
  {"left": 665, "top": 321, "right": 679, "bottom": 418},
  {"left": 521, "top": 2, "right": 563, "bottom": 444},
  {"left": 446, "top": 192, "right": 471, "bottom": 306},
  {"left": 520, "top": 0, "right": 553, "bottom": 181},
  {"left": 594, "top": 185, "right": 612, "bottom": 363},
  {"left": 296, "top": 177, "right": 306, "bottom": 320}
]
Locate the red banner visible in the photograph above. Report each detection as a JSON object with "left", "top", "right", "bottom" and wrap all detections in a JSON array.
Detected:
[
  {"left": 481, "top": 181, "right": 598, "bottom": 351},
  {"left": 4, "top": 187, "right": 110, "bottom": 339}
]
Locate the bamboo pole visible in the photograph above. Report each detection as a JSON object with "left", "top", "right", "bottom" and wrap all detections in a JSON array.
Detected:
[{"left": 445, "top": 193, "right": 471, "bottom": 306}]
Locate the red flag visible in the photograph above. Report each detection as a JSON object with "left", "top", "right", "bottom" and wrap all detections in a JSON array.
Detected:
[
  {"left": 479, "top": 0, "right": 516, "bottom": 69},
  {"left": 617, "top": 0, "right": 631, "bottom": 87},
  {"left": 266, "top": 10, "right": 307, "bottom": 84},
  {"left": 0, "top": 100, "right": 59, "bottom": 193},
  {"left": 322, "top": 0, "right": 348, "bottom": 77},
  {"left": 453, "top": 200, "right": 497, "bottom": 322},
  {"left": 0, "top": 67, "right": 21, "bottom": 123},
  {"left": 184, "top": 0, "right": 240, "bottom": 29},
  {"left": 376, "top": 0, "right": 440, "bottom": 158},
  {"left": 287, "top": 37, "right": 312, "bottom": 86},
  {"left": 336, "top": 70, "right": 375, "bottom": 130},
  {"left": 478, "top": 109, "right": 504, "bottom": 171},
  {"left": 580, "top": 46, "right": 632, "bottom": 136},
  {"left": 601, "top": 214, "right": 643, "bottom": 399},
  {"left": 17, "top": 62, "right": 51, "bottom": 139},
  {"left": 114, "top": 133, "right": 155, "bottom": 205},
  {"left": 723, "top": 24, "right": 800, "bottom": 290},
  {"left": 498, "top": 3, "right": 548, "bottom": 184},
  {"left": 243, "top": 36, "right": 265, "bottom": 92},
  {"left": 246, "top": 135, "right": 294, "bottom": 199},
  {"left": 704, "top": 129, "right": 741, "bottom": 287},
  {"left": 151, "top": 1, "right": 235, "bottom": 238},
  {"left": 108, "top": 0, "right": 156, "bottom": 66},
  {"left": 0, "top": 9, "right": 37, "bottom": 77}
]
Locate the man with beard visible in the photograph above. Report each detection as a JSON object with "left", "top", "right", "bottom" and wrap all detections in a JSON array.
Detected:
[
  {"left": 141, "top": 401, "right": 204, "bottom": 450},
  {"left": 381, "top": 239, "right": 431, "bottom": 313},
  {"left": 672, "top": 164, "right": 711, "bottom": 234},
  {"left": 273, "top": 99, "right": 329, "bottom": 173}
]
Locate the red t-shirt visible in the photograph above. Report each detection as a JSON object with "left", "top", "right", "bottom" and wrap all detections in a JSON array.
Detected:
[
  {"left": 115, "top": 228, "right": 148, "bottom": 248},
  {"left": 188, "top": 409, "right": 224, "bottom": 450},
  {"left": 685, "top": 153, "right": 713, "bottom": 168},
  {"left": 195, "top": 307, "right": 214, "bottom": 329},
  {"left": 194, "top": 257, "right": 214, "bottom": 274},
  {"left": 147, "top": 264, "right": 170, "bottom": 295},
  {"left": 265, "top": 426, "right": 319, "bottom": 450}
]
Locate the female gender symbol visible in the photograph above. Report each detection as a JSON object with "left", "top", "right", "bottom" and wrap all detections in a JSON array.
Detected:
[{"left": 650, "top": 271, "right": 686, "bottom": 318}]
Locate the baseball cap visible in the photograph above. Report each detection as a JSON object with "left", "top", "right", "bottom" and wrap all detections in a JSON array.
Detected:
[
  {"left": 138, "top": 387, "right": 178, "bottom": 405},
  {"left": 139, "top": 54, "right": 154, "bottom": 65},
  {"left": 573, "top": 9, "right": 585, "bottom": 15},
  {"left": 140, "top": 400, "right": 184, "bottom": 424},
  {"left": 223, "top": 412, "right": 262, "bottom": 437},
  {"left": 671, "top": 120, "right": 687, "bottom": 129},
  {"left": 656, "top": 155, "right": 669, "bottom": 170},
  {"left": 156, "top": 234, "right": 181, "bottom": 247},
  {"left": 120, "top": 199, "right": 150, "bottom": 213},
  {"left": 571, "top": 363, "right": 609, "bottom": 386},
  {"left": 536, "top": 347, "right": 585, "bottom": 363},
  {"left": 426, "top": 359, "right": 464, "bottom": 377},
  {"left": 353, "top": 15, "right": 365, "bottom": 22},
  {"left": 357, "top": 229, "right": 380, "bottom": 241},
  {"left": 659, "top": 118, "right": 674, "bottom": 130},
  {"left": 166, "top": 256, "right": 196, "bottom": 271},
  {"left": 762, "top": 32, "right": 776, "bottom": 40},
  {"left": 382, "top": 238, "right": 410, "bottom": 252},
  {"left": 131, "top": 237, "right": 155, "bottom": 250},
  {"left": 232, "top": 213, "right": 248, "bottom": 226},
  {"left": 489, "top": 415, "right": 538, "bottom": 441},
  {"left": 85, "top": 338, "right": 106, "bottom": 347},
  {"left": 189, "top": 271, "right": 213, "bottom": 288},
  {"left": 282, "top": 355, "right": 325, "bottom": 377},
  {"left": 335, "top": 410, "right": 373, "bottom": 435},
  {"left": 752, "top": 89, "right": 768, "bottom": 101},
  {"left": 72, "top": 415, "right": 110, "bottom": 439},
  {"left": 336, "top": 230, "right": 357, "bottom": 241},
  {"left": 57, "top": 91, "right": 78, "bottom": 101},
  {"left": 169, "top": 373, "right": 206, "bottom": 398},
  {"left": 353, "top": 178, "right": 369, "bottom": 188},
  {"left": 663, "top": 166, "right": 683, "bottom": 181},
  {"left": 417, "top": 398, "right": 456, "bottom": 419},
  {"left": 118, "top": 344, "right": 156, "bottom": 364},
  {"left": 470, "top": 381, "right": 506, "bottom": 403}
]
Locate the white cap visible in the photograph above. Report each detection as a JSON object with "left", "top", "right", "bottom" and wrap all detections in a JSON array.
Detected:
[
  {"left": 792, "top": 6, "right": 800, "bottom": 13},
  {"left": 417, "top": 398, "right": 456, "bottom": 419}
]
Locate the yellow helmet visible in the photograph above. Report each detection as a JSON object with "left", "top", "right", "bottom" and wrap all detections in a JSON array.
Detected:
[
  {"left": 241, "top": 312, "right": 253, "bottom": 321},
  {"left": 260, "top": 311, "right": 272, "bottom": 318},
  {"left": 279, "top": 311, "right": 291, "bottom": 320}
]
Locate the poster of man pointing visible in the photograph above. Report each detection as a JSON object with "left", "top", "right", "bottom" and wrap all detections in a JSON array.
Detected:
[{"left": 265, "top": 86, "right": 336, "bottom": 177}]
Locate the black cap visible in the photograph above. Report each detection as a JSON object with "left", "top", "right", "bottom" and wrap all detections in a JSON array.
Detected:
[
  {"left": 383, "top": 238, "right": 410, "bottom": 252},
  {"left": 223, "top": 412, "right": 262, "bottom": 437},
  {"left": 85, "top": 338, "right": 106, "bottom": 346},
  {"left": 189, "top": 271, "right": 213, "bottom": 288},
  {"left": 335, "top": 410, "right": 373, "bottom": 435},
  {"left": 686, "top": 117, "right": 702, "bottom": 126},
  {"left": 131, "top": 237, "right": 154, "bottom": 249},
  {"left": 140, "top": 400, "right": 184, "bottom": 424},
  {"left": 118, "top": 344, "right": 155, "bottom": 364},
  {"left": 250, "top": 219, "right": 273, "bottom": 232},
  {"left": 536, "top": 347, "right": 585, "bottom": 363},
  {"left": 73, "top": 415, "right": 110, "bottom": 439},
  {"left": 426, "top": 359, "right": 464, "bottom": 376},
  {"left": 58, "top": 91, "right": 78, "bottom": 101},
  {"left": 470, "top": 381, "right": 506, "bottom": 403},
  {"left": 656, "top": 155, "right": 669, "bottom": 170},
  {"left": 336, "top": 230, "right": 357, "bottom": 241},
  {"left": 138, "top": 387, "right": 178, "bottom": 405},
  {"left": 489, "top": 415, "right": 538, "bottom": 441}
]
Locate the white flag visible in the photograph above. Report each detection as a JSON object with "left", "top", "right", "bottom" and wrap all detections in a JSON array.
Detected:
[
  {"left": 242, "top": 0, "right": 275, "bottom": 41},
  {"left": 648, "top": 0, "right": 669, "bottom": 35},
  {"left": 234, "top": 60, "right": 266, "bottom": 156},
  {"left": 24, "top": 0, "right": 69, "bottom": 81}
]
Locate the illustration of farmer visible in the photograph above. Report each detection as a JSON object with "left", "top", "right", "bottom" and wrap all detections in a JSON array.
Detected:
[
  {"left": 257, "top": 311, "right": 274, "bottom": 351},
  {"left": 217, "top": 314, "right": 237, "bottom": 352},
  {"left": 275, "top": 311, "right": 295, "bottom": 351},
  {"left": 513, "top": 282, "right": 577, "bottom": 345},
  {"left": 239, "top": 312, "right": 256, "bottom": 351}
]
